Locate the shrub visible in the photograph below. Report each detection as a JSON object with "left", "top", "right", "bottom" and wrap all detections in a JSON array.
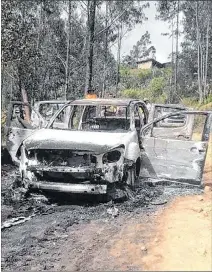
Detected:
[
  {"left": 149, "top": 77, "right": 165, "bottom": 96},
  {"left": 121, "top": 89, "right": 141, "bottom": 99}
]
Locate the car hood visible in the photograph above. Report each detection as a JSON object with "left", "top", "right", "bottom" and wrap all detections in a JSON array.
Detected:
[{"left": 23, "top": 129, "right": 131, "bottom": 154}]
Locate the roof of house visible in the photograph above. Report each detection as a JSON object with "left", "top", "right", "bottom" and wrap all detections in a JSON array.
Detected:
[
  {"left": 136, "top": 58, "right": 162, "bottom": 65},
  {"left": 136, "top": 58, "right": 172, "bottom": 68}
]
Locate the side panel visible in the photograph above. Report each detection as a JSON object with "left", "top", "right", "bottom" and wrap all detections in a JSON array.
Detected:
[
  {"left": 140, "top": 137, "right": 208, "bottom": 184},
  {"left": 140, "top": 111, "right": 211, "bottom": 185}
]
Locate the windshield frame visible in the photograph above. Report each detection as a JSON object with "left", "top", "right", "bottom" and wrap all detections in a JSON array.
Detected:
[
  {"left": 47, "top": 101, "right": 135, "bottom": 131},
  {"left": 46, "top": 100, "right": 148, "bottom": 132}
]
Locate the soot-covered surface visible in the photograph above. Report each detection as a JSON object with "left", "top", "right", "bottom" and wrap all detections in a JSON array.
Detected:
[{"left": 1, "top": 164, "right": 202, "bottom": 271}]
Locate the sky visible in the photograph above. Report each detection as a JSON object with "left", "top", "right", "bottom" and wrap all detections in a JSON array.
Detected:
[{"left": 111, "top": 1, "right": 184, "bottom": 63}]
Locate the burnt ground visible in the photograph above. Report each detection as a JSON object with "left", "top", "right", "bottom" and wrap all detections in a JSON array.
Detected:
[{"left": 1, "top": 163, "right": 203, "bottom": 272}]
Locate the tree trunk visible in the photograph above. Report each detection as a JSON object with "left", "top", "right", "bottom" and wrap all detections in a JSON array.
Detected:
[
  {"left": 21, "top": 88, "right": 30, "bottom": 122},
  {"left": 200, "top": 44, "right": 203, "bottom": 93},
  {"left": 170, "top": 17, "right": 174, "bottom": 103},
  {"left": 84, "top": 0, "right": 97, "bottom": 96},
  {"left": 204, "top": 16, "right": 210, "bottom": 99},
  {"left": 65, "top": 0, "right": 71, "bottom": 100},
  {"left": 174, "top": 0, "right": 180, "bottom": 100},
  {"left": 102, "top": 1, "right": 108, "bottom": 98},
  {"left": 1, "top": 62, "right": 6, "bottom": 109},
  {"left": 196, "top": 1, "right": 203, "bottom": 103},
  {"left": 10, "top": 78, "right": 13, "bottom": 103},
  {"left": 115, "top": 22, "right": 123, "bottom": 96}
]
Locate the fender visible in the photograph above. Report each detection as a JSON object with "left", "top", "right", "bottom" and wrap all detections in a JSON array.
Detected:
[{"left": 125, "top": 142, "right": 140, "bottom": 162}]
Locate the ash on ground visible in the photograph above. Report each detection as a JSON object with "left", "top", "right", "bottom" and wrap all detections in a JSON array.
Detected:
[{"left": 1, "top": 164, "right": 202, "bottom": 271}]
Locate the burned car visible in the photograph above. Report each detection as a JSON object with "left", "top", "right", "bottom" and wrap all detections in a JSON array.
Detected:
[
  {"left": 5, "top": 100, "right": 189, "bottom": 164},
  {"left": 32, "top": 100, "right": 67, "bottom": 126},
  {"left": 5, "top": 100, "right": 67, "bottom": 164},
  {"left": 19, "top": 99, "right": 149, "bottom": 194},
  {"left": 17, "top": 98, "right": 212, "bottom": 194}
]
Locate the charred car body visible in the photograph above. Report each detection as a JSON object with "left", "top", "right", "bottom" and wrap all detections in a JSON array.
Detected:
[
  {"left": 5, "top": 100, "right": 66, "bottom": 165},
  {"left": 6, "top": 99, "right": 212, "bottom": 194},
  {"left": 19, "top": 99, "right": 149, "bottom": 194}
]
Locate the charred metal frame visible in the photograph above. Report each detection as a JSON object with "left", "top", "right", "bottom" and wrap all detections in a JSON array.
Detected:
[
  {"left": 141, "top": 110, "right": 212, "bottom": 140},
  {"left": 7, "top": 98, "right": 211, "bottom": 194},
  {"left": 47, "top": 99, "right": 149, "bottom": 132},
  {"left": 140, "top": 110, "right": 212, "bottom": 185}
]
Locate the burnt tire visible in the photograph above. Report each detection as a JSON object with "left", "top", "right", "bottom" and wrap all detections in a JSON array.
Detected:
[{"left": 126, "top": 165, "right": 136, "bottom": 188}]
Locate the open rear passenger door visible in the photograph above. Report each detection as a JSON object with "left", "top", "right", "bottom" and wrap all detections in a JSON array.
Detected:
[
  {"left": 148, "top": 104, "right": 194, "bottom": 139},
  {"left": 5, "top": 102, "right": 45, "bottom": 164},
  {"left": 140, "top": 111, "right": 212, "bottom": 185}
]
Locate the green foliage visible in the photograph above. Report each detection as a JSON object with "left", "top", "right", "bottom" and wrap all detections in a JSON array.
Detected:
[
  {"left": 121, "top": 89, "right": 141, "bottom": 99},
  {"left": 121, "top": 87, "right": 167, "bottom": 104},
  {"left": 156, "top": 1, "right": 212, "bottom": 103},
  {"left": 138, "top": 69, "right": 152, "bottom": 80},
  {"left": 204, "top": 94, "right": 212, "bottom": 104},
  {"left": 181, "top": 94, "right": 212, "bottom": 110},
  {"left": 120, "top": 66, "right": 170, "bottom": 104},
  {"left": 180, "top": 97, "right": 199, "bottom": 108},
  {"left": 1, "top": 0, "right": 118, "bottom": 106},
  {"left": 148, "top": 77, "right": 165, "bottom": 95},
  {"left": 1, "top": 111, "right": 6, "bottom": 126},
  {"left": 120, "top": 66, "right": 131, "bottom": 77},
  {"left": 198, "top": 102, "right": 212, "bottom": 111}
]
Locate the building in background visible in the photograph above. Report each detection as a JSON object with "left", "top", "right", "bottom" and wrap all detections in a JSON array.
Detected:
[{"left": 137, "top": 58, "right": 171, "bottom": 70}]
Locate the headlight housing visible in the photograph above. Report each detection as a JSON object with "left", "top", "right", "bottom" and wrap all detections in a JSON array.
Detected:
[
  {"left": 26, "top": 149, "right": 35, "bottom": 159},
  {"left": 102, "top": 147, "right": 124, "bottom": 164}
]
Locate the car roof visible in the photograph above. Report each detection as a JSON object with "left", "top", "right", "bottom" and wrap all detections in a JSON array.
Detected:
[
  {"left": 70, "top": 98, "right": 142, "bottom": 106},
  {"left": 34, "top": 100, "right": 67, "bottom": 105}
]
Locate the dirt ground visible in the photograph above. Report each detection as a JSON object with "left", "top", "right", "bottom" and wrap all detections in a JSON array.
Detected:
[
  {"left": 141, "top": 134, "right": 212, "bottom": 271},
  {"left": 142, "top": 191, "right": 212, "bottom": 271},
  {"left": 1, "top": 136, "right": 212, "bottom": 271}
]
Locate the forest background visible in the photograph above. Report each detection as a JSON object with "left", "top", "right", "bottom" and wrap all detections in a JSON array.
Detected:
[{"left": 1, "top": 0, "right": 212, "bottom": 117}]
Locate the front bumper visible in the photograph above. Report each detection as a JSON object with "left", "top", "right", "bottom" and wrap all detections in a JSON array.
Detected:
[
  {"left": 27, "top": 165, "right": 97, "bottom": 173},
  {"left": 26, "top": 164, "right": 124, "bottom": 183},
  {"left": 29, "top": 181, "right": 107, "bottom": 194},
  {"left": 25, "top": 160, "right": 132, "bottom": 187}
]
